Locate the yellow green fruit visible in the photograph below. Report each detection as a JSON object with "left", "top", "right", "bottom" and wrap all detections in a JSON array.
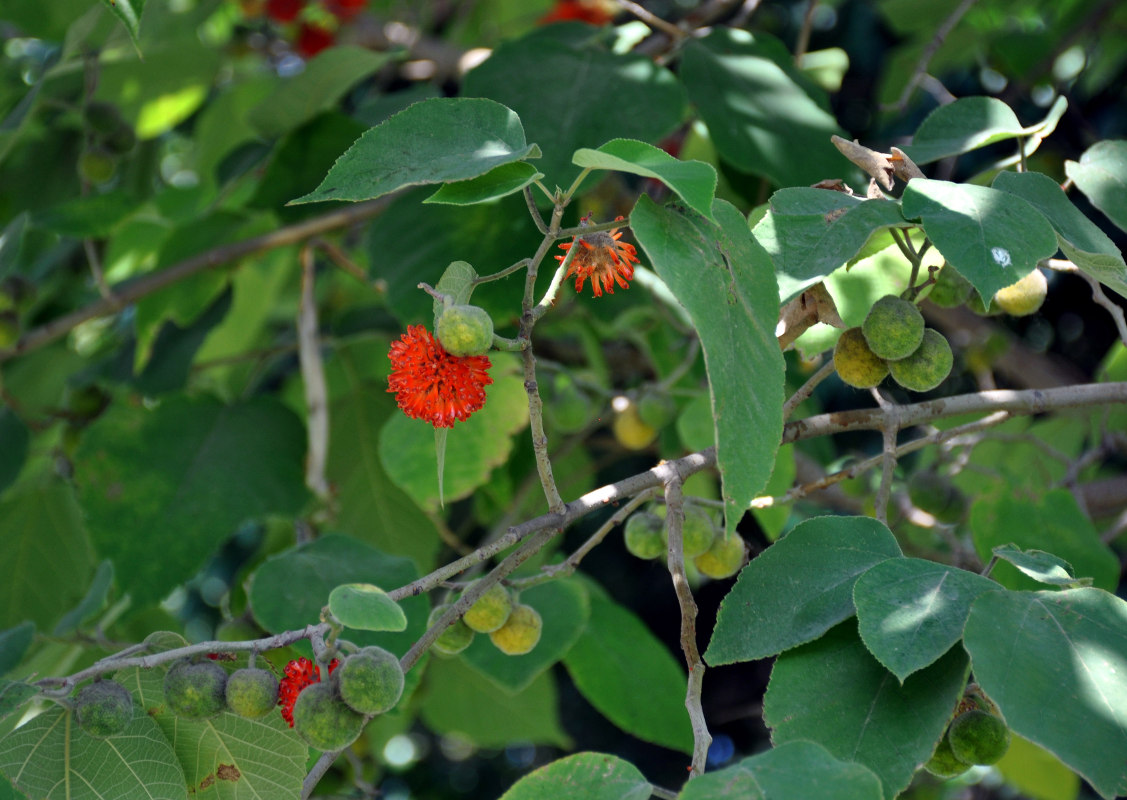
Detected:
[
  {"left": 680, "top": 506, "right": 717, "bottom": 559},
  {"left": 862, "top": 295, "right": 925, "bottom": 360},
  {"left": 435, "top": 304, "right": 493, "bottom": 357},
  {"left": 888, "top": 328, "right": 953, "bottom": 392},
  {"left": 613, "top": 403, "right": 658, "bottom": 450},
  {"left": 833, "top": 327, "right": 889, "bottom": 389},
  {"left": 291, "top": 682, "right": 365, "bottom": 751},
  {"left": 75, "top": 680, "right": 133, "bottom": 738},
  {"left": 694, "top": 533, "right": 748, "bottom": 579},
  {"left": 907, "top": 470, "right": 968, "bottom": 523},
  {"left": 993, "top": 269, "right": 1047, "bottom": 317},
  {"left": 489, "top": 604, "right": 542, "bottom": 656},
  {"left": 337, "top": 647, "right": 404, "bottom": 715},
  {"left": 624, "top": 511, "right": 666, "bottom": 560},
  {"left": 163, "top": 660, "right": 228, "bottom": 720},
  {"left": 225, "top": 668, "right": 278, "bottom": 719},
  {"left": 947, "top": 709, "right": 1011, "bottom": 766},
  {"left": 462, "top": 583, "right": 513, "bottom": 633},
  {"left": 637, "top": 389, "right": 676, "bottom": 429},
  {"left": 928, "top": 265, "right": 974, "bottom": 308},
  {"left": 924, "top": 733, "right": 971, "bottom": 778},
  {"left": 428, "top": 605, "right": 475, "bottom": 655},
  {"left": 77, "top": 150, "right": 117, "bottom": 184}
]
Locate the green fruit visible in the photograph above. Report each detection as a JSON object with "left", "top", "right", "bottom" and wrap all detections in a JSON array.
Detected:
[
  {"left": 337, "top": 647, "right": 404, "bottom": 715},
  {"left": 993, "top": 269, "right": 1047, "bottom": 317},
  {"left": 435, "top": 304, "right": 493, "bottom": 357},
  {"left": 637, "top": 389, "right": 676, "bottom": 429},
  {"left": 924, "top": 733, "right": 971, "bottom": 778},
  {"left": 888, "top": 328, "right": 953, "bottom": 392},
  {"left": 225, "top": 668, "right": 278, "bottom": 719},
  {"left": 680, "top": 505, "right": 717, "bottom": 559},
  {"left": 928, "top": 264, "right": 974, "bottom": 308},
  {"left": 77, "top": 149, "right": 118, "bottom": 184},
  {"left": 546, "top": 374, "right": 594, "bottom": 433},
  {"left": 489, "top": 604, "right": 542, "bottom": 655},
  {"left": 907, "top": 470, "right": 968, "bottom": 523},
  {"left": 291, "top": 682, "right": 365, "bottom": 751},
  {"left": 623, "top": 511, "right": 666, "bottom": 560},
  {"left": 613, "top": 403, "right": 658, "bottom": 450},
  {"left": 103, "top": 123, "right": 137, "bottom": 155},
  {"left": 428, "top": 605, "right": 475, "bottom": 655},
  {"left": 833, "top": 327, "right": 888, "bottom": 389},
  {"left": 65, "top": 384, "right": 110, "bottom": 422},
  {"left": 947, "top": 709, "right": 1011, "bottom": 766},
  {"left": 862, "top": 295, "right": 925, "bottom": 360},
  {"left": 163, "top": 660, "right": 228, "bottom": 719},
  {"left": 462, "top": 583, "right": 513, "bottom": 633},
  {"left": 75, "top": 680, "right": 133, "bottom": 738},
  {"left": 83, "top": 101, "right": 126, "bottom": 136},
  {"left": 0, "top": 311, "right": 18, "bottom": 349},
  {"left": 694, "top": 533, "right": 748, "bottom": 579}
]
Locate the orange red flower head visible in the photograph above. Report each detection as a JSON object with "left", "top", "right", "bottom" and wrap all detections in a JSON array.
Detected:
[
  {"left": 387, "top": 325, "right": 493, "bottom": 428},
  {"left": 278, "top": 657, "right": 338, "bottom": 726},
  {"left": 555, "top": 214, "right": 639, "bottom": 298}
]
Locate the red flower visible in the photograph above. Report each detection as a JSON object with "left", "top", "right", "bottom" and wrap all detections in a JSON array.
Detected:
[
  {"left": 555, "top": 214, "right": 639, "bottom": 297},
  {"left": 387, "top": 326, "right": 493, "bottom": 428},
  {"left": 295, "top": 23, "right": 335, "bottom": 57},
  {"left": 265, "top": 0, "right": 305, "bottom": 22},
  {"left": 324, "top": 0, "right": 365, "bottom": 20},
  {"left": 278, "top": 657, "right": 338, "bottom": 727},
  {"left": 539, "top": 0, "right": 615, "bottom": 25}
]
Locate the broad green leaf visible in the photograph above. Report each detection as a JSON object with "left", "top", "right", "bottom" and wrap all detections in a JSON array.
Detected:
[
  {"left": 993, "top": 170, "right": 1127, "bottom": 298},
  {"left": 0, "top": 624, "right": 33, "bottom": 675},
  {"left": 680, "top": 28, "right": 845, "bottom": 187},
  {"left": 75, "top": 395, "right": 308, "bottom": 608},
  {"left": 249, "top": 46, "right": 391, "bottom": 136},
  {"left": 328, "top": 583, "right": 407, "bottom": 632},
  {"left": 900, "top": 179, "right": 1058, "bottom": 303},
  {"left": 462, "top": 34, "right": 686, "bottom": 189},
  {"left": 0, "top": 704, "right": 187, "bottom": 800},
  {"left": 678, "top": 740, "right": 883, "bottom": 800},
  {"left": 853, "top": 558, "right": 999, "bottom": 681},
  {"left": 0, "top": 409, "right": 28, "bottom": 496},
  {"left": 997, "top": 734, "right": 1081, "bottom": 800},
  {"left": 901, "top": 96, "right": 1026, "bottom": 164},
  {"left": 31, "top": 190, "right": 137, "bottom": 238},
  {"left": 563, "top": 594, "right": 692, "bottom": 754},
  {"left": 970, "top": 490, "right": 1118, "bottom": 592},
  {"left": 752, "top": 189, "right": 907, "bottom": 301},
  {"left": 460, "top": 579, "right": 589, "bottom": 694},
  {"left": 424, "top": 162, "right": 543, "bottom": 206},
  {"left": 432, "top": 261, "right": 479, "bottom": 320},
  {"left": 991, "top": 544, "right": 1083, "bottom": 587},
  {"left": 248, "top": 534, "right": 427, "bottom": 656},
  {"left": 53, "top": 560, "right": 114, "bottom": 636},
  {"left": 292, "top": 97, "right": 539, "bottom": 204},
  {"left": 964, "top": 588, "right": 1127, "bottom": 800},
  {"left": 706, "top": 516, "right": 902, "bottom": 665},
  {"left": 0, "top": 482, "right": 93, "bottom": 630},
  {"left": 500, "top": 752, "right": 650, "bottom": 800},
  {"left": 100, "top": 0, "right": 144, "bottom": 53},
  {"left": 631, "top": 197, "right": 784, "bottom": 535},
  {"left": 0, "top": 681, "right": 39, "bottom": 723},
  {"left": 1065, "top": 140, "right": 1127, "bottom": 233},
  {"left": 420, "top": 656, "right": 569, "bottom": 748},
  {"left": 763, "top": 621, "right": 970, "bottom": 800},
  {"left": 572, "top": 139, "right": 717, "bottom": 221}
]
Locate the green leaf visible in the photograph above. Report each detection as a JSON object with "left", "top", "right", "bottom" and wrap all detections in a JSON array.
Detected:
[
  {"left": 900, "top": 96, "right": 1027, "bottom": 164},
  {"left": 572, "top": 139, "right": 717, "bottom": 221},
  {"left": 0, "top": 481, "right": 93, "bottom": 630},
  {"left": 53, "top": 560, "right": 114, "bottom": 636},
  {"left": 992, "top": 170, "right": 1127, "bottom": 298},
  {"left": 562, "top": 594, "right": 692, "bottom": 754},
  {"left": 763, "top": 621, "right": 970, "bottom": 800},
  {"left": 291, "top": 97, "right": 539, "bottom": 204},
  {"left": 631, "top": 197, "right": 785, "bottom": 535},
  {"left": 970, "top": 489, "right": 1118, "bottom": 592},
  {"left": 900, "top": 178, "right": 1059, "bottom": 302},
  {"left": 964, "top": 588, "right": 1127, "bottom": 800},
  {"left": 32, "top": 190, "right": 138, "bottom": 238},
  {"left": 249, "top": 46, "right": 391, "bottom": 137},
  {"left": 461, "top": 579, "right": 589, "bottom": 694},
  {"left": 991, "top": 544, "right": 1083, "bottom": 587},
  {"left": 752, "top": 189, "right": 907, "bottom": 301},
  {"left": 0, "top": 703, "right": 187, "bottom": 800},
  {"left": 248, "top": 534, "right": 427, "bottom": 656},
  {"left": 100, "top": 0, "right": 145, "bottom": 53},
  {"left": 432, "top": 261, "right": 479, "bottom": 320},
  {"left": 680, "top": 28, "right": 845, "bottom": 187},
  {"left": 677, "top": 740, "right": 883, "bottom": 800},
  {"left": 706, "top": 516, "right": 902, "bottom": 665},
  {"left": 1065, "top": 140, "right": 1127, "bottom": 233},
  {"left": 499, "top": 752, "right": 650, "bottom": 800},
  {"left": 462, "top": 34, "right": 686, "bottom": 190},
  {"left": 853, "top": 558, "right": 999, "bottom": 681},
  {"left": 0, "top": 409, "right": 28, "bottom": 496},
  {"left": 997, "top": 734, "right": 1081, "bottom": 800},
  {"left": 328, "top": 583, "right": 407, "bottom": 632},
  {"left": 75, "top": 395, "right": 308, "bottom": 608},
  {"left": 0, "top": 624, "right": 34, "bottom": 675},
  {"left": 0, "top": 681, "right": 40, "bottom": 723},
  {"left": 424, "top": 162, "right": 544, "bottom": 206}
]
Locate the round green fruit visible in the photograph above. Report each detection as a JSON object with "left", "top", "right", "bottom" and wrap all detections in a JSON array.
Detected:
[
  {"left": 694, "top": 533, "right": 748, "bottom": 579},
  {"left": 888, "top": 328, "right": 953, "bottom": 392},
  {"left": 947, "top": 709, "right": 1011, "bottom": 766},
  {"left": 163, "top": 660, "right": 228, "bottom": 720},
  {"left": 103, "top": 123, "right": 137, "bottom": 155},
  {"left": 637, "top": 389, "right": 676, "bottom": 429},
  {"left": 862, "top": 295, "right": 925, "bottom": 360},
  {"left": 489, "top": 604, "right": 542, "bottom": 656},
  {"left": 907, "top": 470, "right": 968, "bottom": 523},
  {"left": 291, "top": 682, "right": 365, "bottom": 751},
  {"left": 337, "top": 647, "right": 404, "bottom": 715},
  {"left": 623, "top": 511, "right": 666, "bottom": 560},
  {"left": 428, "top": 605, "right": 475, "bottom": 655},
  {"left": 436, "top": 304, "right": 493, "bottom": 357},
  {"left": 77, "top": 149, "right": 118, "bottom": 185},
  {"left": 83, "top": 101, "right": 126, "bottom": 136},
  {"left": 75, "top": 680, "right": 133, "bottom": 738},
  {"left": 993, "top": 269, "right": 1047, "bottom": 317},
  {"left": 225, "top": 668, "right": 278, "bottom": 719},
  {"left": 928, "top": 265, "right": 974, "bottom": 308},
  {"left": 833, "top": 327, "right": 889, "bottom": 389},
  {"left": 924, "top": 733, "right": 971, "bottom": 778},
  {"left": 546, "top": 374, "right": 595, "bottom": 433},
  {"left": 681, "top": 505, "right": 718, "bottom": 559},
  {"left": 462, "top": 583, "right": 513, "bottom": 633}
]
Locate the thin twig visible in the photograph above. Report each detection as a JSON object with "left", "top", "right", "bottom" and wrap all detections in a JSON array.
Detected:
[
  {"left": 794, "top": 0, "right": 818, "bottom": 62},
  {"left": 883, "top": 0, "right": 979, "bottom": 111},
  {"left": 298, "top": 246, "right": 330, "bottom": 502},
  {"left": 616, "top": 0, "right": 687, "bottom": 40},
  {"left": 783, "top": 359, "right": 836, "bottom": 420}
]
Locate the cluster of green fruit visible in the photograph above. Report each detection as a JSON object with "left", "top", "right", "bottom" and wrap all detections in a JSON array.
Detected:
[
  {"left": 930, "top": 263, "right": 1048, "bottom": 317},
  {"left": 834, "top": 295, "right": 953, "bottom": 392},
  {"left": 623, "top": 505, "right": 748, "bottom": 579},
  {"left": 77, "top": 101, "right": 137, "bottom": 185},
  {"left": 429, "top": 583, "right": 543, "bottom": 657},
  {"left": 924, "top": 692, "right": 1012, "bottom": 778}
]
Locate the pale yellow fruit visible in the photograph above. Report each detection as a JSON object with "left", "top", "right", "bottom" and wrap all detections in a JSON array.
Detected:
[{"left": 489, "top": 604, "right": 542, "bottom": 655}]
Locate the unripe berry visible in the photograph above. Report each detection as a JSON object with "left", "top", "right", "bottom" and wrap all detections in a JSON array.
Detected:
[
  {"left": 546, "top": 373, "right": 595, "bottom": 433},
  {"left": 694, "top": 533, "right": 748, "bottom": 579},
  {"left": 462, "top": 583, "right": 513, "bottom": 633},
  {"left": 947, "top": 709, "right": 1011, "bottom": 766},
  {"left": 163, "top": 660, "right": 228, "bottom": 720},
  {"left": 436, "top": 304, "right": 493, "bottom": 357},
  {"left": 862, "top": 295, "right": 925, "bottom": 360},
  {"left": 888, "top": 328, "right": 953, "bottom": 392},
  {"left": 637, "top": 389, "right": 676, "bottom": 430},
  {"left": 489, "top": 604, "right": 542, "bottom": 656},
  {"left": 291, "top": 682, "right": 365, "bottom": 751},
  {"left": 612, "top": 402, "right": 658, "bottom": 450},
  {"left": 928, "top": 264, "right": 974, "bottom": 308},
  {"left": 992, "top": 269, "right": 1047, "bottom": 317},
  {"left": 75, "top": 680, "right": 133, "bottom": 738},
  {"left": 83, "top": 101, "right": 126, "bottom": 136},
  {"left": 623, "top": 511, "right": 665, "bottom": 560},
  {"left": 336, "top": 647, "right": 404, "bottom": 715},
  {"left": 428, "top": 604, "right": 475, "bottom": 655},
  {"left": 77, "top": 150, "right": 117, "bottom": 185},
  {"left": 924, "top": 733, "right": 971, "bottom": 778},
  {"left": 225, "top": 668, "right": 279, "bottom": 719},
  {"left": 680, "top": 505, "right": 717, "bottom": 559},
  {"left": 833, "top": 327, "right": 888, "bottom": 389}
]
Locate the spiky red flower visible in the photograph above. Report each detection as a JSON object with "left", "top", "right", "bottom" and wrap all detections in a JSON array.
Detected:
[
  {"left": 539, "top": 0, "right": 615, "bottom": 25},
  {"left": 278, "top": 657, "right": 339, "bottom": 727},
  {"left": 387, "top": 325, "right": 493, "bottom": 428},
  {"left": 264, "top": 0, "right": 304, "bottom": 21},
  {"left": 295, "top": 23, "right": 334, "bottom": 57},
  {"left": 555, "top": 214, "right": 639, "bottom": 298}
]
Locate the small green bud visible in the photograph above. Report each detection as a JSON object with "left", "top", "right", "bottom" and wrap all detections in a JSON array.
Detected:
[
  {"left": 163, "top": 660, "right": 228, "bottom": 720},
  {"left": 462, "top": 583, "right": 513, "bottom": 633},
  {"left": 83, "top": 101, "right": 126, "bottom": 136},
  {"left": 637, "top": 389, "right": 676, "bottom": 429},
  {"left": 292, "top": 682, "right": 365, "bottom": 751},
  {"left": 923, "top": 733, "right": 971, "bottom": 778},
  {"left": 77, "top": 149, "right": 118, "bottom": 185},
  {"left": 623, "top": 511, "right": 666, "bottom": 560},
  {"left": 833, "top": 327, "right": 888, "bottom": 389},
  {"left": 225, "top": 668, "right": 279, "bottom": 719},
  {"left": 680, "top": 505, "right": 717, "bottom": 559},
  {"left": 75, "top": 680, "right": 133, "bottom": 738},
  {"left": 436, "top": 304, "right": 493, "bottom": 357},
  {"left": 888, "top": 328, "right": 953, "bottom": 392},
  {"left": 428, "top": 604, "right": 475, "bottom": 655},
  {"left": 488, "top": 604, "right": 542, "bottom": 656},
  {"left": 337, "top": 647, "right": 404, "bottom": 715},
  {"left": 862, "top": 295, "right": 925, "bottom": 360},
  {"left": 694, "top": 533, "right": 748, "bottom": 579},
  {"left": 947, "top": 709, "right": 1011, "bottom": 766}
]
